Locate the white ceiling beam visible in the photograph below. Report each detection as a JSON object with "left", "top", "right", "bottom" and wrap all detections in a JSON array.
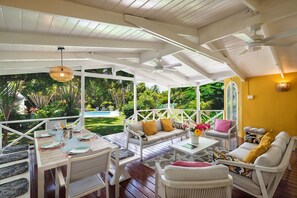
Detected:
[
  {"left": 124, "top": 14, "right": 231, "bottom": 65},
  {"left": 198, "top": 0, "right": 297, "bottom": 44},
  {"left": 206, "top": 43, "right": 246, "bottom": 81},
  {"left": 239, "top": 0, "right": 261, "bottom": 11},
  {"left": 0, "top": 0, "right": 195, "bottom": 36},
  {"left": 0, "top": 68, "right": 49, "bottom": 76},
  {"left": 172, "top": 54, "right": 211, "bottom": 80},
  {"left": 261, "top": 24, "right": 285, "bottom": 78},
  {"left": 73, "top": 71, "right": 134, "bottom": 81},
  {"left": 0, "top": 31, "right": 163, "bottom": 50},
  {"left": 140, "top": 44, "right": 182, "bottom": 64},
  {"left": 99, "top": 53, "right": 140, "bottom": 59},
  {"left": 188, "top": 71, "right": 236, "bottom": 82}
]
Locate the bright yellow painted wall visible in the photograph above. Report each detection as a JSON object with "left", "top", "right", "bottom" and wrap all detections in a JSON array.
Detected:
[{"left": 224, "top": 72, "right": 297, "bottom": 137}]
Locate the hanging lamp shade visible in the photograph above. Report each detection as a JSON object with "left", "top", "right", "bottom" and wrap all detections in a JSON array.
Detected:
[{"left": 50, "top": 47, "right": 74, "bottom": 82}]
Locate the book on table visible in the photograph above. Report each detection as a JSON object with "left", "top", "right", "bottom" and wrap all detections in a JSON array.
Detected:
[{"left": 182, "top": 143, "right": 198, "bottom": 149}]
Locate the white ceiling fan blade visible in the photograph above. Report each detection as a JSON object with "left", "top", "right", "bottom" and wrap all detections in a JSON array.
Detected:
[
  {"left": 233, "top": 33, "right": 255, "bottom": 43},
  {"left": 163, "top": 68, "right": 177, "bottom": 72},
  {"left": 163, "top": 63, "right": 182, "bottom": 68},
  {"left": 264, "top": 41, "right": 297, "bottom": 47},
  {"left": 238, "top": 49, "right": 248, "bottom": 55},
  {"left": 264, "top": 27, "right": 297, "bottom": 42}
]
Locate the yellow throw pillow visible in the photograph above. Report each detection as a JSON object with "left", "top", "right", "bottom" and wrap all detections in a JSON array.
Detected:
[
  {"left": 160, "top": 119, "right": 174, "bottom": 132},
  {"left": 260, "top": 130, "right": 276, "bottom": 146},
  {"left": 142, "top": 121, "right": 157, "bottom": 136},
  {"left": 244, "top": 144, "right": 268, "bottom": 163}
]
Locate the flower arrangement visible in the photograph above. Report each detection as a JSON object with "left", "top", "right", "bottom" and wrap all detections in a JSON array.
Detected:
[{"left": 182, "top": 121, "right": 211, "bottom": 136}]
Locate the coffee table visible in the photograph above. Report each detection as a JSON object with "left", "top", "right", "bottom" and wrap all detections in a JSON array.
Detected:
[{"left": 169, "top": 137, "right": 219, "bottom": 161}]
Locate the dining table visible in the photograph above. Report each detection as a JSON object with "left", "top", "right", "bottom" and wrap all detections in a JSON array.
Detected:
[{"left": 34, "top": 128, "right": 120, "bottom": 198}]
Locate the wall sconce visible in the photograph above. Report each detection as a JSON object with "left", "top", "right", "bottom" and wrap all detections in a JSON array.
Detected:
[{"left": 275, "top": 82, "right": 291, "bottom": 92}]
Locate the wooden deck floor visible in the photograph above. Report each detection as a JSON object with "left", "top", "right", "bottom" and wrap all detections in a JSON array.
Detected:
[{"left": 30, "top": 132, "right": 297, "bottom": 198}]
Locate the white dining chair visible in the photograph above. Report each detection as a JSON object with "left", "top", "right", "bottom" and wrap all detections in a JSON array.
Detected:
[
  {"left": 57, "top": 148, "right": 112, "bottom": 198},
  {"left": 46, "top": 119, "right": 67, "bottom": 130}
]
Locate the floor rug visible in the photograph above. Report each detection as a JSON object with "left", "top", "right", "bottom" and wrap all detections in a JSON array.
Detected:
[{"left": 141, "top": 149, "right": 214, "bottom": 170}]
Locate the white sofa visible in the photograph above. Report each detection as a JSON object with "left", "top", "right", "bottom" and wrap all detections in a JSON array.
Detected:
[
  {"left": 217, "top": 131, "right": 295, "bottom": 198},
  {"left": 126, "top": 119, "right": 187, "bottom": 161}
]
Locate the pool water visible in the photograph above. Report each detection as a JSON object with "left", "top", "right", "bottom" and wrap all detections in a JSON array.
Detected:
[{"left": 83, "top": 111, "right": 119, "bottom": 117}]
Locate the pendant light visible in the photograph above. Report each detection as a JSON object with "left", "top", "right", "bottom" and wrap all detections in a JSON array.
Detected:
[{"left": 50, "top": 47, "right": 74, "bottom": 82}]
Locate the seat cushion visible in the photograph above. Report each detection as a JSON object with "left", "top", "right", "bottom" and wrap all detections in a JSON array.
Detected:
[
  {"left": 0, "top": 178, "right": 29, "bottom": 198},
  {"left": 252, "top": 146, "right": 282, "bottom": 185},
  {"left": 164, "top": 164, "right": 229, "bottom": 181},
  {"left": 0, "top": 162, "right": 29, "bottom": 180},
  {"left": 171, "top": 129, "right": 186, "bottom": 136},
  {"left": 2, "top": 144, "right": 29, "bottom": 154},
  {"left": 230, "top": 172, "right": 261, "bottom": 195},
  {"left": 239, "top": 142, "right": 257, "bottom": 151},
  {"left": 227, "top": 147, "right": 250, "bottom": 162},
  {"left": 0, "top": 151, "right": 28, "bottom": 165},
  {"left": 205, "top": 130, "right": 234, "bottom": 139}
]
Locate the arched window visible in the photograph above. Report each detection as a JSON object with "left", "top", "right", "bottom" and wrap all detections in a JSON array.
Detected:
[{"left": 226, "top": 81, "right": 238, "bottom": 123}]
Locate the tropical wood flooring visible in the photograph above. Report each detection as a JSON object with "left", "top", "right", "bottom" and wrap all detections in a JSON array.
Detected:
[{"left": 30, "top": 132, "right": 297, "bottom": 198}]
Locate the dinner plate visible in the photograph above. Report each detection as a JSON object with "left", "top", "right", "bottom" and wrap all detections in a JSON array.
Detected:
[
  {"left": 68, "top": 146, "right": 90, "bottom": 154},
  {"left": 40, "top": 141, "right": 62, "bottom": 149},
  {"left": 78, "top": 134, "right": 94, "bottom": 140},
  {"left": 37, "top": 131, "right": 55, "bottom": 138}
]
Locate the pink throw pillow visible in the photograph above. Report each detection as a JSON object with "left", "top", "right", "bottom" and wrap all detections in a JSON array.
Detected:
[
  {"left": 171, "top": 161, "right": 212, "bottom": 167},
  {"left": 214, "top": 119, "right": 232, "bottom": 133}
]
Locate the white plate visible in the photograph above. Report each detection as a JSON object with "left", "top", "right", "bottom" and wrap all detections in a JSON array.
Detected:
[
  {"left": 68, "top": 146, "right": 90, "bottom": 154},
  {"left": 37, "top": 132, "right": 55, "bottom": 138},
  {"left": 41, "top": 141, "right": 62, "bottom": 149},
  {"left": 79, "top": 134, "right": 94, "bottom": 140}
]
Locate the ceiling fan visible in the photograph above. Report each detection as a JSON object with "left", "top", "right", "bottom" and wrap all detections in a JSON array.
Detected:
[
  {"left": 151, "top": 57, "right": 182, "bottom": 73},
  {"left": 212, "top": 27, "right": 297, "bottom": 55}
]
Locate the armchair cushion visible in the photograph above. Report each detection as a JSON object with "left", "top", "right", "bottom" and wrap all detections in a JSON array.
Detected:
[
  {"left": 142, "top": 121, "right": 157, "bottom": 135},
  {"left": 164, "top": 164, "right": 228, "bottom": 181},
  {"left": 214, "top": 119, "right": 232, "bottom": 133}
]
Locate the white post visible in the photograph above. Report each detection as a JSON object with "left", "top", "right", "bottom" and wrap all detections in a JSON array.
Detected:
[
  {"left": 81, "top": 67, "right": 85, "bottom": 127},
  {"left": 133, "top": 79, "right": 138, "bottom": 122},
  {"left": 0, "top": 123, "right": 2, "bottom": 151},
  {"left": 167, "top": 87, "right": 171, "bottom": 118},
  {"left": 196, "top": 83, "right": 201, "bottom": 123}
]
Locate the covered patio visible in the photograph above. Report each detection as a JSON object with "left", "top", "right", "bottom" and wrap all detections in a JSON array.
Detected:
[{"left": 0, "top": 0, "right": 297, "bottom": 198}]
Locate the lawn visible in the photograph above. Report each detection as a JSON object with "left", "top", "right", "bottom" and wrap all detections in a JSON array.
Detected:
[{"left": 84, "top": 115, "right": 126, "bottom": 136}]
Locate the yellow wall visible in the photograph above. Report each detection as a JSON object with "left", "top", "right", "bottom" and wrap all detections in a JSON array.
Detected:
[{"left": 224, "top": 72, "right": 297, "bottom": 137}]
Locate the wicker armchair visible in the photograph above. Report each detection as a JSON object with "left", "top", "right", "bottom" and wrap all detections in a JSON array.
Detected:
[{"left": 155, "top": 163, "right": 233, "bottom": 198}]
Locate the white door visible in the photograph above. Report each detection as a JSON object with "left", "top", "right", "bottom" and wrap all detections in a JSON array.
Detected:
[{"left": 226, "top": 82, "right": 238, "bottom": 123}]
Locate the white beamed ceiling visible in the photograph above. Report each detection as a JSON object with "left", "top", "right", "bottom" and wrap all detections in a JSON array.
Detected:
[{"left": 0, "top": 0, "right": 297, "bottom": 87}]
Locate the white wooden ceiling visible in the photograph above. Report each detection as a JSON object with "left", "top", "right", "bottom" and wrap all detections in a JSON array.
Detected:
[{"left": 0, "top": 0, "right": 296, "bottom": 87}]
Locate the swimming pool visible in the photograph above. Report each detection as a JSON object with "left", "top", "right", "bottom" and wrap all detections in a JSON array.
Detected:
[{"left": 83, "top": 111, "right": 119, "bottom": 118}]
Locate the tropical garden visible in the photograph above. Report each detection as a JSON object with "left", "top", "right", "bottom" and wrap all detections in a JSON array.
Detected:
[{"left": 0, "top": 69, "right": 224, "bottom": 145}]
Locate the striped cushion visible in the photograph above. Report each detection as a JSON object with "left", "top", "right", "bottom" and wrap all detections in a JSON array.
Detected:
[
  {"left": 0, "top": 151, "right": 28, "bottom": 165},
  {"left": 0, "top": 178, "right": 29, "bottom": 198},
  {"left": 0, "top": 162, "right": 29, "bottom": 180}
]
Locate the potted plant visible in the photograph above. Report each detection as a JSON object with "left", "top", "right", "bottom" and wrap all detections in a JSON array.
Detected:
[{"left": 183, "top": 121, "right": 211, "bottom": 144}]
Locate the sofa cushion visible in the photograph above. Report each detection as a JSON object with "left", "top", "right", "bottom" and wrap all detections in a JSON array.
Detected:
[
  {"left": 164, "top": 164, "right": 228, "bottom": 181},
  {"left": 275, "top": 131, "right": 290, "bottom": 144},
  {"left": 228, "top": 147, "right": 250, "bottom": 161},
  {"left": 239, "top": 142, "right": 257, "bottom": 151},
  {"left": 244, "top": 144, "right": 268, "bottom": 163},
  {"left": 142, "top": 121, "right": 157, "bottom": 136},
  {"left": 252, "top": 146, "right": 282, "bottom": 185},
  {"left": 230, "top": 172, "right": 261, "bottom": 195},
  {"left": 155, "top": 120, "right": 163, "bottom": 131},
  {"left": 129, "top": 122, "right": 143, "bottom": 132},
  {"left": 271, "top": 137, "right": 287, "bottom": 153},
  {"left": 244, "top": 132, "right": 264, "bottom": 144},
  {"left": 214, "top": 119, "right": 232, "bottom": 133},
  {"left": 160, "top": 119, "right": 174, "bottom": 132},
  {"left": 171, "top": 129, "right": 186, "bottom": 136}
]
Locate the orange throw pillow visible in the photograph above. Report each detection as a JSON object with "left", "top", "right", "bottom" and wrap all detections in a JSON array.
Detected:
[
  {"left": 142, "top": 121, "right": 157, "bottom": 136},
  {"left": 160, "top": 119, "right": 174, "bottom": 132},
  {"left": 244, "top": 144, "right": 268, "bottom": 163}
]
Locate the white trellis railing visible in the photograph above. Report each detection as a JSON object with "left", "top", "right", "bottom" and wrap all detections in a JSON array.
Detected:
[
  {"left": 123, "top": 108, "right": 224, "bottom": 131},
  {"left": 0, "top": 116, "right": 81, "bottom": 151}
]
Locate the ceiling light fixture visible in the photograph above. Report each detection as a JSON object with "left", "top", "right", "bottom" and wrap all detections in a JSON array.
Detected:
[{"left": 50, "top": 47, "right": 74, "bottom": 82}]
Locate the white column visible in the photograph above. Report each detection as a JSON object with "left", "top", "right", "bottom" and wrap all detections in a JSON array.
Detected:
[
  {"left": 133, "top": 79, "right": 138, "bottom": 122},
  {"left": 196, "top": 83, "right": 201, "bottom": 123},
  {"left": 167, "top": 87, "right": 171, "bottom": 118},
  {"left": 0, "top": 124, "right": 2, "bottom": 151},
  {"left": 80, "top": 67, "right": 85, "bottom": 127}
]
